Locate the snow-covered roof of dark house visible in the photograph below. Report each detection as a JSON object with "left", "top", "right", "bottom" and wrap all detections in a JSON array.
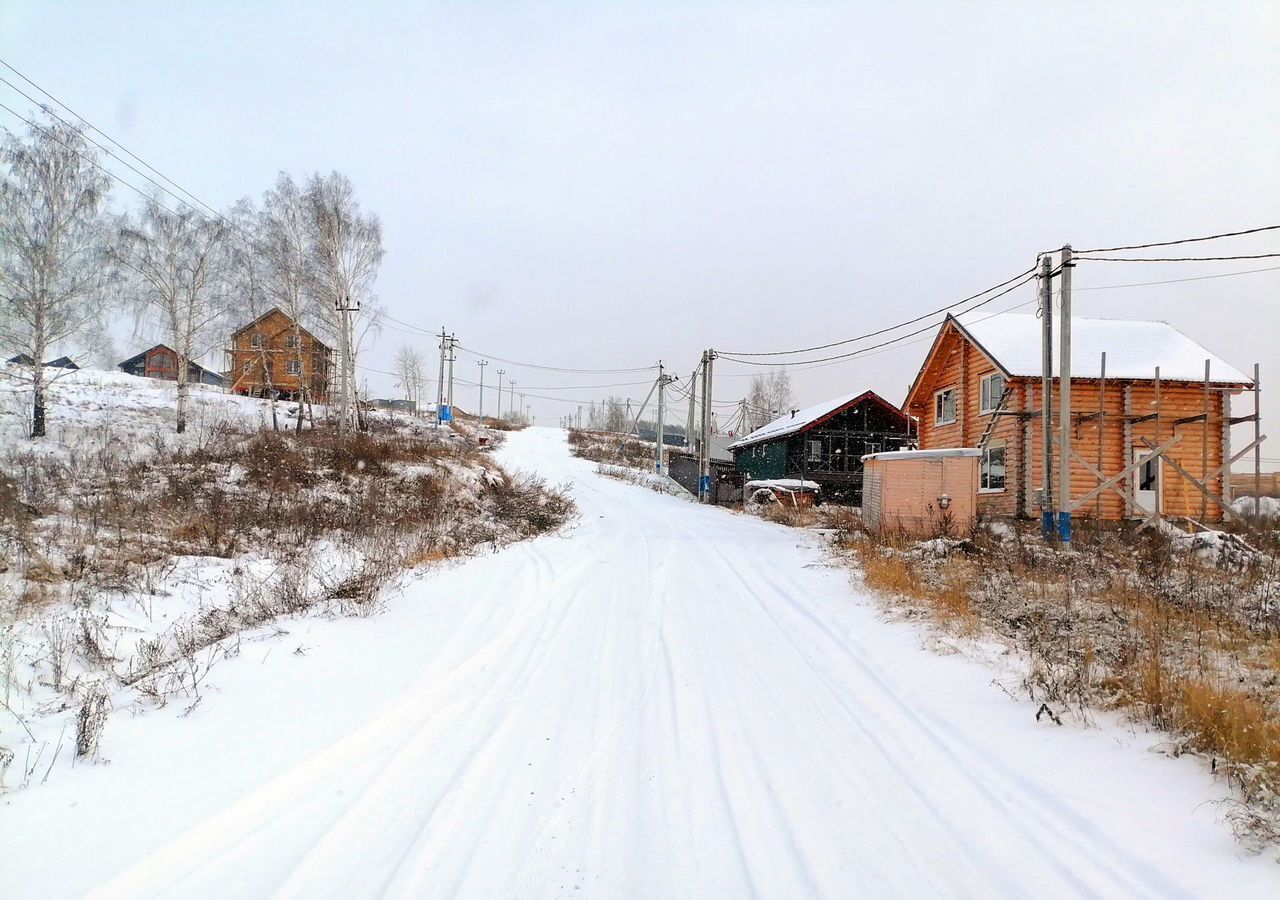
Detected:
[
  {"left": 729, "top": 390, "right": 907, "bottom": 451},
  {"left": 954, "top": 313, "right": 1250, "bottom": 383},
  {"left": 6, "top": 354, "right": 78, "bottom": 369}
]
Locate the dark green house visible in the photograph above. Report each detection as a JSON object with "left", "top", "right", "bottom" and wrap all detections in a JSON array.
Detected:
[{"left": 729, "top": 390, "right": 913, "bottom": 504}]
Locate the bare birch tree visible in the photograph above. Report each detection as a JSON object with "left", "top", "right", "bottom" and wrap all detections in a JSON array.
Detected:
[
  {"left": 393, "top": 344, "right": 427, "bottom": 413},
  {"left": 0, "top": 115, "right": 111, "bottom": 437},
  {"left": 746, "top": 369, "right": 796, "bottom": 431},
  {"left": 258, "top": 174, "right": 321, "bottom": 430},
  {"left": 114, "top": 195, "right": 232, "bottom": 433},
  {"left": 302, "top": 172, "right": 384, "bottom": 431}
]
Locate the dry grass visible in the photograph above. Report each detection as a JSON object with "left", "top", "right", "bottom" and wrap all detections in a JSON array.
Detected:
[
  {"left": 568, "top": 428, "right": 651, "bottom": 468},
  {"left": 843, "top": 521, "right": 1280, "bottom": 846}
]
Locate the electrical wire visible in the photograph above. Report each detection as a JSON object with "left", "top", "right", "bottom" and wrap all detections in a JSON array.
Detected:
[
  {"left": 1077, "top": 224, "right": 1280, "bottom": 254},
  {"left": 1076, "top": 253, "right": 1280, "bottom": 263},
  {"left": 0, "top": 73, "right": 231, "bottom": 227},
  {"left": 718, "top": 270, "right": 1039, "bottom": 367},
  {"left": 0, "top": 101, "right": 202, "bottom": 225},
  {"left": 720, "top": 265, "right": 1037, "bottom": 357},
  {"left": 0, "top": 56, "right": 224, "bottom": 220},
  {"left": 1072, "top": 265, "right": 1280, "bottom": 291},
  {"left": 453, "top": 342, "right": 658, "bottom": 375}
]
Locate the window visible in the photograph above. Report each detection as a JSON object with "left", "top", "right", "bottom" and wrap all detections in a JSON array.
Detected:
[
  {"left": 806, "top": 439, "right": 822, "bottom": 462},
  {"left": 286, "top": 360, "right": 302, "bottom": 375},
  {"left": 1138, "top": 457, "right": 1158, "bottom": 492},
  {"left": 981, "top": 444, "right": 1006, "bottom": 492},
  {"left": 249, "top": 334, "right": 265, "bottom": 349},
  {"left": 934, "top": 388, "right": 956, "bottom": 425},
  {"left": 864, "top": 442, "right": 881, "bottom": 456},
  {"left": 242, "top": 361, "right": 252, "bottom": 373},
  {"left": 286, "top": 334, "right": 300, "bottom": 349},
  {"left": 980, "top": 373, "right": 1005, "bottom": 413}
]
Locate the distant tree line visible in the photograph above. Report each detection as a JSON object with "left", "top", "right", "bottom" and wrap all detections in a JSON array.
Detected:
[{"left": 0, "top": 112, "right": 384, "bottom": 437}]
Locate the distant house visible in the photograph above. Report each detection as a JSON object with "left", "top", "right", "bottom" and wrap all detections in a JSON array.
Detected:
[
  {"left": 227, "top": 308, "right": 331, "bottom": 402},
  {"left": 729, "top": 390, "right": 913, "bottom": 504},
  {"left": 370, "top": 398, "right": 418, "bottom": 414},
  {"left": 903, "top": 313, "right": 1254, "bottom": 522},
  {"left": 6, "top": 354, "right": 80, "bottom": 369},
  {"left": 118, "top": 345, "right": 224, "bottom": 386}
]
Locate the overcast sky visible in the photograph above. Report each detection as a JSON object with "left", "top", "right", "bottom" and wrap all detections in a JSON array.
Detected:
[{"left": 3, "top": 2, "right": 1277, "bottom": 462}]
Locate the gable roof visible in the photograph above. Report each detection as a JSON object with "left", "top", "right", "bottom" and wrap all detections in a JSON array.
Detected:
[
  {"left": 960, "top": 313, "right": 1250, "bottom": 383},
  {"left": 729, "top": 390, "right": 906, "bottom": 451},
  {"left": 118, "top": 344, "right": 217, "bottom": 377},
  {"left": 231, "top": 307, "right": 329, "bottom": 349},
  {"left": 906, "top": 312, "right": 1252, "bottom": 409}
]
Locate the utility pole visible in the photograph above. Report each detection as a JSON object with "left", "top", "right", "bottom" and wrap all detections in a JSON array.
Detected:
[
  {"left": 446, "top": 334, "right": 457, "bottom": 411},
  {"left": 436, "top": 327, "right": 448, "bottom": 425},
  {"left": 1038, "top": 255, "right": 1054, "bottom": 539},
  {"left": 655, "top": 361, "right": 677, "bottom": 475},
  {"left": 699, "top": 350, "right": 716, "bottom": 502},
  {"left": 476, "top": 359, "right": 488, "bottom": 425},
  {"left": 1057, "top": 245, "right": 1074, "bottom": 546},
  {"left": 495, "top": 369, "right": 505, "bottom": 422},
  {"left": 334, "top": 294, "right": 360, "bottom": 433}
]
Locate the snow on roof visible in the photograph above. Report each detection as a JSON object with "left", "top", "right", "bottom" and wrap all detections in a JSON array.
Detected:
[
  {"left": 956, "top": 313, "right": 1251, "bottom": 384},
  {"left": 729, "top": 390, "right": 880, "bottom": 450}
]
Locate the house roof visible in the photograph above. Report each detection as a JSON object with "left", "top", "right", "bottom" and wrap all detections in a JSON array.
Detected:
[
  {"left": 231, "top": 307, "right": 330, "bottom": 349},
  {"left": 957, "top": 313, "right": 1251, "bottom": 384},
  {"left": 118, "top": 344, "right": 217, "bottom": 376},
  {"left": 729, "top": 390, "right": 906, "bottom": 451},
  {"left": 905, "top": 312, "right": 1252, "bottom": 410}
]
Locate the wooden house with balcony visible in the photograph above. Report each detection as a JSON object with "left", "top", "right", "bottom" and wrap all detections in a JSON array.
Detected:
[
  {"left": 903, "top": 313, "right": 1254, "bottom": 523},
  {"left": 227, "top": 308, "right": 331, "bottom": 402}
]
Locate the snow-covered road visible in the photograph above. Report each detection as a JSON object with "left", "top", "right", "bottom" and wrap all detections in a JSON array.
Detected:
[{"left": 2, "top": 427, "right": 1275, "bottom": 898}]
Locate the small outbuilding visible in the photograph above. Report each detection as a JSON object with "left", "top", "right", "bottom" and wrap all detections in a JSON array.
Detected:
[
  {"left": 730, "top": 390, "right": 913, "bottom": 505},
  {"left": 861, "top": 448, "right": 980, "bottom": 535}
]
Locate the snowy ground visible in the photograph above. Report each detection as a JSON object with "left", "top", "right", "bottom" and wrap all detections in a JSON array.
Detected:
[
  {"left": 1, "top": 427, "right": 1277, "bottom": 898},
  {"left": 0, "top": 366, "right": 302, "bottom": 449}
]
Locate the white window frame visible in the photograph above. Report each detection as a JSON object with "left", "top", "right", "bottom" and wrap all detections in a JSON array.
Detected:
[
  {"left": 249, "top": 333, "right": 265, "bottom": 349},
  {"left": 934, "top": 388, "right": 956, "bottom": 426},
  {"left": 285, "top": 360, "right": 302, "bottom": 376},
  {"left": 980, "top": 373, "right": 1005, "bottom": 414},
  {"left": 806, "top": 439, "right": 822, "bottom": 462},
  {"left": 242, "top": 360, "right": 252, "bottom": 373},
  {"left": 980, "top": 442, "right": 1007, "bottom": 493},
  {"left": 286, "top": 334, "right": 300, "bottom": 349}
]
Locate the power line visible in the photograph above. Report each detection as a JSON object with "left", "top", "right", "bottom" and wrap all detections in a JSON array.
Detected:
[
  {"left": 1077, "top": 224, "right": 1280, "bottom": 254},
  {"left": 453, "top": 342, "right": 658, "bottom": 375},
  {"left": 0, "top": 69, "right": 226, "bottom": 222},
  {"left": 1076, "top": 252, "right": 1280, "bottom": 263},
  {"left": 0, "top": 56, "right": 222, "bottom": 218},
  {"left": 721, "top": 265, "right": 1037, "bottom": 357},
  {"left": 718, "top": 270, "right": 1039, "bottom": 367},
  {"left": 1073, "top": 265, "right": 1280, "bottom": 291},
  {"left": 0, "top": 101, "right": 201, "bottom": 224}
]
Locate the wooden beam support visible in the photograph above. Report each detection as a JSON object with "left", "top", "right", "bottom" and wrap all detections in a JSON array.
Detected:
[
  {"left": 1067, "top": 434, "right": 1181, "bottom": 512},
  {"left": 1068, "top": 447, "right": 1155, "bottom": 518},
  {"left": 1140, "top": 436, "right": 1233, "bottom": 522}
]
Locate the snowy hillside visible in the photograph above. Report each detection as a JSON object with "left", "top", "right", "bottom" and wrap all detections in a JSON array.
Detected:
[
  {"left": 0, "top": 366, "right": 297, "bottom": 448},
  {"left": 0, "top": 372, "right": 572, "bottom": 833}
]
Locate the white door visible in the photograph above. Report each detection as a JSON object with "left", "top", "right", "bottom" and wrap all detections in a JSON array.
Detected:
[{"left": 1132, "top": 448, "right": 1161, "bottom": 516}]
